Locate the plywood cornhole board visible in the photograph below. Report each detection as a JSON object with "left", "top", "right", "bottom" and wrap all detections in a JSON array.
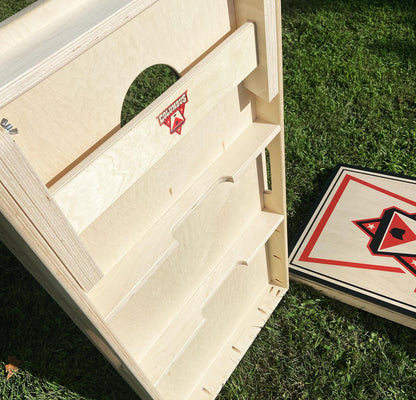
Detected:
[
  {"left": 0, "top": 1, "right": 288, "bottom": 399},
  {"left": 290, "top": 165, "right": 416, "bottom": 330}
]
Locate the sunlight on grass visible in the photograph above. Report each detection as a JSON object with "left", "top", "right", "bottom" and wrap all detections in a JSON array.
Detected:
[{"left": 1, "top": 0, "right": 415, "bottom": 399}]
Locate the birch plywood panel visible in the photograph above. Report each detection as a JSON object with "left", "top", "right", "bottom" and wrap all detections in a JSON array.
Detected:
[
  {"left": 156, "top": 249, "right": 276, "bottom": 399},
  {"left": 78, "top": 86, "right": 256, "bottom": 274},
  {"left": 107, "top": 161, "right": 266, "bottom": 355},
  {"left": 290, "top": 166, "right": 416, "bottom": 329},
  {"left": 51, "top": 21, "right": 257, "bottom": 233},
  {"left": 1, "top": 0, "right": 235, "bottom": 184},
  {"left": 0, "top": 1, "right": 288, "bottom": 399}
]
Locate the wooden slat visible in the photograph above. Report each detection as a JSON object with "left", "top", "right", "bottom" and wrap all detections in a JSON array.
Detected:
[
  {"left": 140, "top": 210, "right": 284, "bottom": 384},
  {"left": 0, "top": 0, "right": 158, "bottom": 108},
  {"left": 51, "top": 22, "right": 258, "bottom": 234},
  {"left": 107, "top": 157, "right": 265, "bottom": 361},
  {"left": 1, "top": 0, "right": 235, "bottom": 185},
  {"left": 0, "top": 0, "right": 84, "bottom": 47},
  {"left": 154, "top": 248, "right": 285, "bottom": 399},
  {"left": 88, "top": 121, "right": 281, "bottom": 318},
  {"left": 78, "top": 86, "right": 255, "bottom": 275},
  {"left": 186, "top": 285, "right": 287, "bottom": 400},
  {"left": 0, "top": 2, "right": 288, "bottom": 400},
  {"left": 234, "top": 0, "right": 279, "bottom": 101},
  {"left": 0, "top": 131, "right": 102, "bottom": 291},
  {"left": 256, "top": 0, "right": 289, "bottom": 289}
]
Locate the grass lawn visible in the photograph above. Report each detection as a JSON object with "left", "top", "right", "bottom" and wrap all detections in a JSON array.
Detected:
[{"left": 1, "top": 0, "right": 416, "bottom": 399}]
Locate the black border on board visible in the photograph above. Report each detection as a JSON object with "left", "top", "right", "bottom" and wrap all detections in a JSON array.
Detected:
[{"left": 289, "top": 164, "right": 416, "bottom": 319}]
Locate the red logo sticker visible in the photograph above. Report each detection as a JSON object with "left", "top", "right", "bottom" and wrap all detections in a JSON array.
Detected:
[
  {"left": 353, "top": 207, "right": 416, "bottom": 277},
  {"left": 157, "top": 91, "right": 188, "bottom": 135}
]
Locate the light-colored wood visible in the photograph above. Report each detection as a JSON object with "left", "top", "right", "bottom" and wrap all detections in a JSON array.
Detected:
[
  {"left": 234, "top": 0, "right": 279, "bottom": 101},
  {"left": 51, "top": 22, "right": 258, "bottom": 234},
  {"left": 0, "top": 129, "right": 102, "bottom": 291},
  {"left": 78, "top": 86, "right": 256, "bottom": 274},
  {"left": 187, "top": 284, "right": 287, "bottom": 400},
  {"left": 0, "top": 212, "right": 161, "bottom": 400},
  {"left": 1, "top": 0, "right": 235, "bottom": 184},
  {"left": 140, "top": 210, "right": 284, "bottom": 384},
  {"left": 155, "top": 250, "right": 282, "bottom": 400},
  {"left": 0, "top": 129, "right": 160, "bottom": 400},
  {"left": 257, "top": 0, "right": 289, "bottom": 289},
  {"left": 0, "top": 0, "right": 89, "bottom": 49},
  {"left": 290, "top": 166, "right": 416, "bottom": 328},
  {"left": 0, "top": 0, "right": 158, "bottom": 108},
  {"left": 107, "top": 162, "right": 265, "bottom": 355},
  {"left": 0, "top": 1, "right": 288, "bottom": 399},
  {"left": 88, "top": 121, "right": 281, "bottom": 316}
]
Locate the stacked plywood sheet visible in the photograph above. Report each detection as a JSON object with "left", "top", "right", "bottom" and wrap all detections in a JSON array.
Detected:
[{"left": 0, "top": 1, "right": 288, "bottom": 398}]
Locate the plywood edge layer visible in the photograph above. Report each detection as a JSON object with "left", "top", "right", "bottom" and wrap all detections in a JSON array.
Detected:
[
  {"left": 0, "top": 131, "right": 102, "bottom": 291},
  {"left": 0, "top": 0, "right": 83, "bottom": 36},
  {"left": 0, "top": 0, "right": 159, "bottom": 108},
  {"left": 2, "top": 202, "right": 172, "bottom": 400},
  {"left": 0, "top": 213, "right": 163, "bottom": 400},
  {"left": 88, "top": 121, "right": 281, "bottom": 318},
  {"left": 51, "top": 22, "right": 258, "bottom": 234}
]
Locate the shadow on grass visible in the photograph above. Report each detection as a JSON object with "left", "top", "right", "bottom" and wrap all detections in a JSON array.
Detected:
[
  {"left": 369, "top": 39, "right": 416, "bottom": 67},
  {"left": 0, "top": 243, "right": 139, "bottom": 400},
  {"left": 287, "top": 165, "right": 335, "bottom": 245},
  {"left": 289, "top": 282, "right": 416, "bottom": 356},
  {"left": 282, "top": 0, "right": 416, "bottom": 15}
]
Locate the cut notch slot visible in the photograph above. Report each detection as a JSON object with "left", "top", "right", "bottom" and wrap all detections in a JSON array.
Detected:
[
  {"left": 261, "top": 147, "right": 272, "bottom": 192},
  {"left": 87, "top": 121, "right": 281, "bottom": 319}
]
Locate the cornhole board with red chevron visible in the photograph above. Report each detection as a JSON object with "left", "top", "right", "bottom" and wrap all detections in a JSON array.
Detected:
[{"left": 289, "top": 165, "right": 416, "bottom": 329}]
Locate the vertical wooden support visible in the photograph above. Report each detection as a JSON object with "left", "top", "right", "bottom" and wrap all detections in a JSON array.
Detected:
[
  {"left": 235, "top": 0, "right": 289, "bottom": 288},
  {"left": 234, "top": 0, "right": 279, "bottom": 101}
]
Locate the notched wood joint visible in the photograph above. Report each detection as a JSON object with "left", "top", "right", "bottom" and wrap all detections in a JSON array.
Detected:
[
  {"left": 202, "top": 387, "right": 212, "bottom": 395},
  {"left": 232, "top": 345, "right": 241, "bottom": 353}
]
